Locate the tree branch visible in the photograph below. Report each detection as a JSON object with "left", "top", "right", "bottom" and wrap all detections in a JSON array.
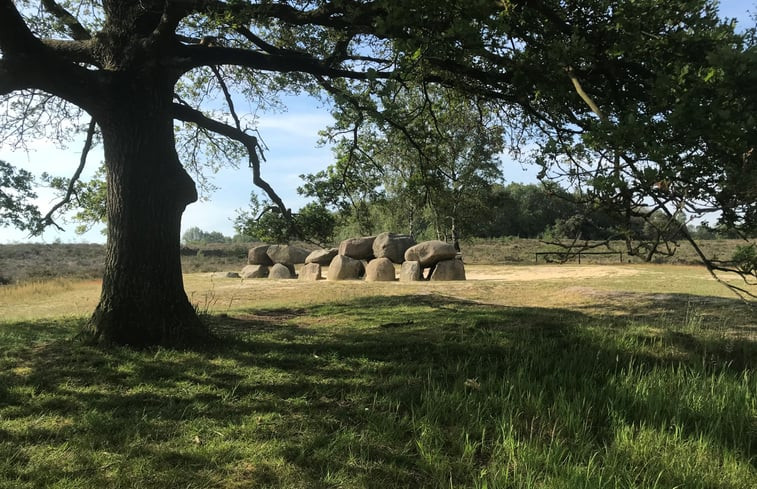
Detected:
[
  {"left": 40, "top": 0, "right": 92, "bottom": 41},
  {"left": 234, "top": 26, "right": 285, "bottom": 55},
  {"left": 174, "top": 44, "right": 397, "bottom": 81},
  {"left": 621, "top": 154, "right": 757, "bottom": 300},
  {"left": 37, "top": 118, "right": 97, "bottom": 233},
  {"left": 565, "top": 66, "right": 606, "bottom": 122},
  {"left": 171, "top": 102, "right": 291, "bottom": 223},
  {"left": 0, "top": 2, "right": 98, "bottom": 107},
  {"left": 209, "top": 65, "right": 241, "bottom": 130},
  {"left": 0, "top": 0, "right": 44, "bottom": 54},
  {"left": 42, "top": 39, "right": 98, "bottom": 65}
]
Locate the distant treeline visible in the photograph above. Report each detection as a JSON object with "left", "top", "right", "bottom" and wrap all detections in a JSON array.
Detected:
[{"left": 191, "top": 183, "right": 740, "bottom": 247}]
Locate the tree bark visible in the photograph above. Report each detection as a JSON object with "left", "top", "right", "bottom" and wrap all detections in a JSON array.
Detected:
[{"left": 80, "top": 77, "right": 209, "bottom": 347}]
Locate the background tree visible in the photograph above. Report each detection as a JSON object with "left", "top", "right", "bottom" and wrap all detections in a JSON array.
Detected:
[
  {"left": 302, "top": 87, "right": 505, "bottom": 249},
  {"left": 234, "top": 193, "right": 336, "bottom": 246},
  {"left": 182, "top": 226, "right": 230, "bottom": 244},
  {"left": 0, "top": 159, "right": 41, "bottom": 232}
]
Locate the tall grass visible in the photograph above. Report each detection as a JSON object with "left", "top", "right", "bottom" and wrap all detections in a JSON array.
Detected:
[
  {"left": 0, "top": 278, "right": 76, "bottom": 299},
  {"left": 1, "top": 294, "right": 753, "bottom": 488}
]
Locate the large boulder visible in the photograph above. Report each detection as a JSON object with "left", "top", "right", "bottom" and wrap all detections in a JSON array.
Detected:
[
  {"left": 404, "top": 240, "right": 457, "bottom": 268},
  {"left": 240, "top": 264, "right": 269, "bottom": 279},
  {"left": 266, "top": 244, "right": 310, "bottom": 265},
  {"left": 430, "top": 259, "right": 466, "bottom": 281},
  {"left": 269, "top": 262, "right": 295, "bottom": 279},
  {"left": 327, "top": 255, "right": 365, "bottom": 281},
  {"left": 248, "top": 245, "right": 273, "bottom": 265},
  {"left": 338, "top": 236, "right": 376, "bottom": 260},
  {"left": 305, "top": 248, "right": 338, "bottom": 266},
  {"left": 298, "top": 263, "right": 323, "bottom": 281},
  {"left": 365, "top": 257, "right": 396, "bottom": 282},
  {"left": 399, "top": 261, "right": 422, "bottom": 282},
  {"left": 372, "top": 232, "right": 416, "bottom": 264}
]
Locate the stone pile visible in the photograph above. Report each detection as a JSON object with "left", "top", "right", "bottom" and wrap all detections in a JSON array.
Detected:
[{"left": 239, "top": 232, "right": 466, "bottom": 282}]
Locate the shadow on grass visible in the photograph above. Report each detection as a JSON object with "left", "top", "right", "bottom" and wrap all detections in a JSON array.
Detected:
[{"left": 1, "top": 294, "right": 754, "bottom": 488}]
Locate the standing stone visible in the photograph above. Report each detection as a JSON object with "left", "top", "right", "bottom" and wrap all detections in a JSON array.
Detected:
[
  {"left": 365, "top": 257, "right": 396, "bottom": 282},
  {"left": 248, "top": 245, "right": 273, "bottom": 265},
  {"left": 399, "top": 261, "right": 422, "bottom": 282},
  {"left": 299, "top": 263, "right": 322, "bottom": 281},
  {"left": 372, "top": 232, "right": 416, "bottom": 264},
  {"left": 327, "top": 255, "right": 365, "bottom": 280},
  {"left": 269, "top": 263, "right": 295, "bottom": 279},
  {"left": 305, "top": 248, "right": 338, "bottom": 265},
  {"left": 266, "top": 244, "right": 310, "bottom": 265},
  {"left": 338, "top": 236, "right": 376, "bottom": 260},
  {"left": 430, "top": 259, "right": 466, "bottom": 281},
  {"left": 240, "top": 264, "right": 269, "bottom": 279},
  {"left": 404, "top": 240, "right": 457, "bottom": 267}
]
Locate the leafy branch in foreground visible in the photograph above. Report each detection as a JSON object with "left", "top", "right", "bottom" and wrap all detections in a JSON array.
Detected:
[{"left": 516, "top": 0, "right": 757, "bottom": 298}]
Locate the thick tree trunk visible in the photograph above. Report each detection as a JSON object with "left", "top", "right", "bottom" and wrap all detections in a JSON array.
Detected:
[{"left": 80, "top": 80, "right": 210, "bottom": 347}]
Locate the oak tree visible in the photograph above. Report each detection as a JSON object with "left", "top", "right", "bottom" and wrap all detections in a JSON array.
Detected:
[{"left": 1, "top": 0, "right": 524, "bottom": 346}]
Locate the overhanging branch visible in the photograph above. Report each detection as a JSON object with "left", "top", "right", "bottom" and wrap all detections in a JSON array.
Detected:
[
  {"left": 171, "top": 102, "right": 292, "bottom": 224},
  {"left": 37, "top": 118, "right": 97, "bottom": 233},
  {"left": 0, "top": 0, "right": 42, "bottom": 54},
  {"left": 40, "top": 0, "right": 92, "bottom": 41},
  {"left": 0, "top": 1, "right": 98, "bottom": 107},
  {"left": 175, "top": 44, "right": 398, "bottom": 81}
]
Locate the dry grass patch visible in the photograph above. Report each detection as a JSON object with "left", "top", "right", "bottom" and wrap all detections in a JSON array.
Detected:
[{"left": 0, "top": 279, "right": 101, "bottom": 321}]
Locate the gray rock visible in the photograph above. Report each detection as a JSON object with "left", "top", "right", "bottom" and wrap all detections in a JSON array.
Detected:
[
  {"left": 372, "top": 232, "right": 416, "bottom": 264},
  {"left": 327, "top": 255, "right": 365, "bottom": 280},
  {"left": 266, "top": 244, "right": 310, "bottom": 265},
  {"left": 338, "top": 236, "right": 376, "bottom": 260},
  {"left": 248, "top": 245, "right": 273, "bottom": 265},
  {"left": 430, "top": 259, "right": 466, "bottom": 281},
  {"left": 404, "top": 240, "right": 457, "bottom": 268},
  {"left": 305, "top": 248, "right": 338, "bottom": 265},
  {"left": 365, "top": 257, "right": 396, "bottom": 282},
  {"left": 225, "top": 272, "right": 241, "bottom": 278},
  {"left": 399, "top": 261, "right": 422, "bottom": 281},
  {"left": 269, "top": 263, "right": 295, "bottom": 279},
  {"left": 240, "top": 264, "right": 269, "bottom": 279},
  {"left": 298, "top": 263, "right": 323, "bottom": 281}
]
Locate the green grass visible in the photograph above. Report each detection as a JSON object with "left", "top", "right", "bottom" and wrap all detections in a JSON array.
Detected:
[{"left": 1, "top": 294, "right": 754, "bottom": 488}]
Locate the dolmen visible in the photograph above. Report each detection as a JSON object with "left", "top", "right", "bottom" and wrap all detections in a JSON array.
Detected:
[
  {"left": 241, "top": 244, "right": 309, "bottom": 279},
  {"left": 240, "top": 233, "right": 465, "bottom": 282}
]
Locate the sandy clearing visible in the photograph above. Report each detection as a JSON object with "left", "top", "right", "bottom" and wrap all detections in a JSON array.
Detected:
[{"left": 462, "top": 264, "right": 642, "bottom": 281}]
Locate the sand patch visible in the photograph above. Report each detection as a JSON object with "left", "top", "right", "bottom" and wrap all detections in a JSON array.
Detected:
[{"left": 463, "top": 264, "right": 641, "bottom": 281}]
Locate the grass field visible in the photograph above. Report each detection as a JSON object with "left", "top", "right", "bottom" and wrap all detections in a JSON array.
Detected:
[{"left": 1, "top": 264, "right": 755, "bottom": 488}]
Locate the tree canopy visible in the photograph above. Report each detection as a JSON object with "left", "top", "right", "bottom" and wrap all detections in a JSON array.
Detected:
[{"left": 1, "top": 0, "right": 755, "bottom": 346}]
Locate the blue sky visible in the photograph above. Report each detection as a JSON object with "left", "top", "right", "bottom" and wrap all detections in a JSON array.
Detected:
[{"left": 0, "top": 1, "right": 753, "bottom": 244}]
